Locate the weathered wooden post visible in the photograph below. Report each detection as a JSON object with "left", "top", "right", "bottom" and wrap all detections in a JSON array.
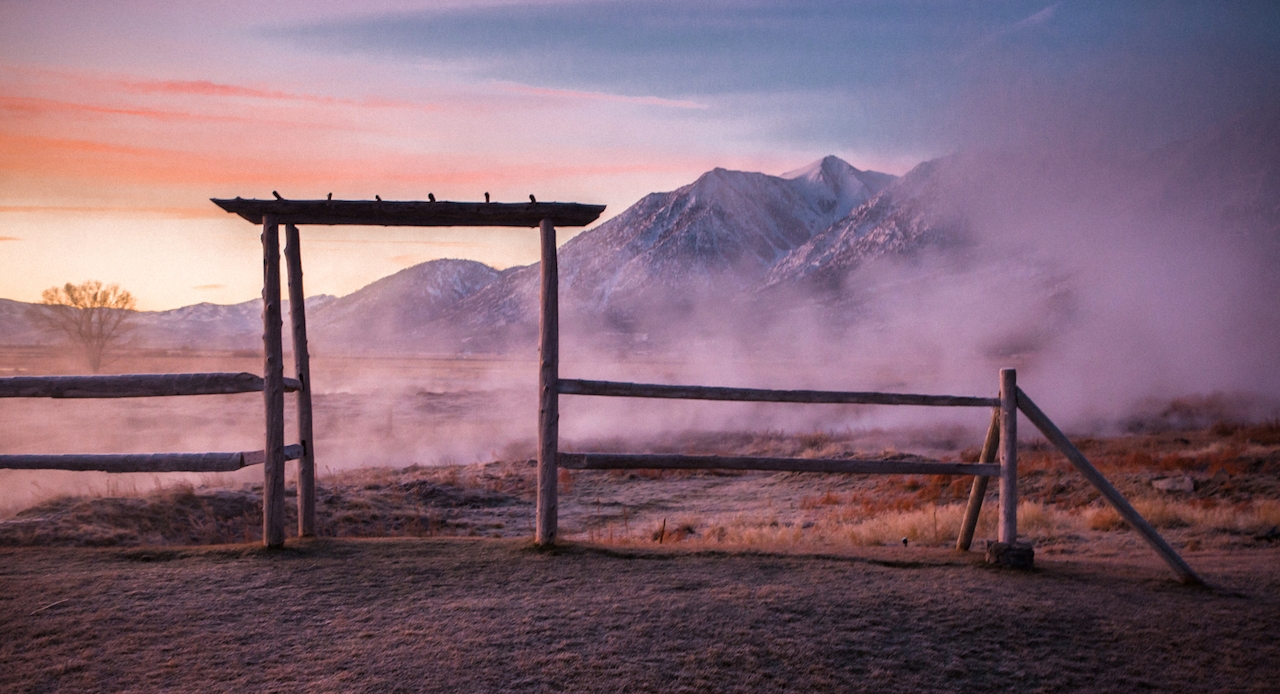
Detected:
[
  {"left": 1016, "top": 388, "right": 1203, "bottom": 584},
  {"left": 536, "top": 218, "right": 559, "bottom": 546},
  {"left": 262, "top": 215, "right": 287, "bottom": 548},
  {"left": 284, "top": 223, "right": 316, "bottom": 537},
  {"left": 955, "top": 407, "right": 1000, "bottom": 551},
  {"left": 998, "top": 367, "right": 1017, "bottom": 544}
]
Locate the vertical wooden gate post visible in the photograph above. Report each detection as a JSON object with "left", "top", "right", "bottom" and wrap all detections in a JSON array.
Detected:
[
  {"left": 998, "top": 367, "right": 1018, "bottom": 543},
  {"left": 284, "top": 223, "right": 316, "bottom": 537},
  {"left": 262, "top": 215, "right": 287, "bottom": 548},
  {"left": 536, "top": 218, "right": 560, "bottom": 545}
]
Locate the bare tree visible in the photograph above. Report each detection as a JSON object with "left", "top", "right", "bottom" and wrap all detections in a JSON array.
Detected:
[{"left": 29, "top": 281, "right": 137, "bottom": 373}]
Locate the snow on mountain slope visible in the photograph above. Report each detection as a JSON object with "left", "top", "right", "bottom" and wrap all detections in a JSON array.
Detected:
[
  {"left": 309, "top": 259, "right": 501, "bottom": 350},
  {"left": 562, "top": 164, "right": 873, "bottom": 304},
  {"left": 127, "top": 299, "right": 263, "bottom": 350},
  {"left": 449, "top": 157, "right": 899, "bottom": 337},
  {"left": 766, "top": 158, "right": 968, "bottom": 291},
  {"left": 782, "top": 155, "right": 896, "bottom": 222}
]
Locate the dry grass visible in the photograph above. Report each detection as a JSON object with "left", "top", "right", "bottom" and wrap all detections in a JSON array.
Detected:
[
  {"left": 0, "top": 461, "right": 537, "bottom": 547},
  {"left": 4, "top": 422, "right": 1280, "bottom": 557},
  {"left": 607, "top": 501, "right": 1108, "bottom": 550}
]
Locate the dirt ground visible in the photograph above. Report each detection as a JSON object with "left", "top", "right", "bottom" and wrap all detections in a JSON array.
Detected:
[{"left": 3, "top": 539, "right": 1278, "bottom": 693}]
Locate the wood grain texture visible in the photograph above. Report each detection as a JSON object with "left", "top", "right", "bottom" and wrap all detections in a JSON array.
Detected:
[
  {"left": 559, "top": 453, "right": 1000, "bottom": 476},
  {"left": 536, "top": 219, "right": 559, "bottom": 546},
  {"left": 0, "top": 445, "right": 302, "bottom": 472},
  {"left": 212, "top": 198, "right": 605, "bottom": 228},
  {"left": 1016, "top": 387, "right": 1204, "bottom": 585},
  {"left": 0, "top": 373, "right": 299, "bottom": 398},
  {"left": 557, "top": 379, "right": 999, "bottom": 407},
  {"left": 956, "top": 407, "right": 1001, "bottom": 551},
  {"left": 998, "top": 368, "right": 1018, "bottom": 544},
  {"left": 284, "top": 224, "right": 316, "bottom": 538},
  {"left": 261, "top": 216, "right": 286, "bottom": 548}
]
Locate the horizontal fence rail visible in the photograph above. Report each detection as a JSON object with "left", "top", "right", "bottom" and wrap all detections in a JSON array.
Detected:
[
  {"left": 0, "top": 444, "right": 303, "bottom": 473},
  {"left": 557, "top": 378, "right": 999, "bottom": 408},
  {"left": 559, "top": 452, "right": 1001, "bottom": 477},
  {"left": 0, "top": 373, "right": 301, "bottom": 399}
]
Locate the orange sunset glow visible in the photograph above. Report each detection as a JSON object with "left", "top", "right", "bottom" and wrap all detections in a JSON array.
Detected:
[{"left": 1, "top": 50, "right": 821, "bottom": 309}]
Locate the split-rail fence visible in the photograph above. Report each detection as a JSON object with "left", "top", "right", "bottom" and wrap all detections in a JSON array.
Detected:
[{"left": 1, "top": 198, "right": 1201, "bottom": 584}]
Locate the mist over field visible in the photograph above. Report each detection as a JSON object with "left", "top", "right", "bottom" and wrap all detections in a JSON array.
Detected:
[
  {"left": 5, "top": 102, "right": 1279, "bottom": 517},
  {"left": 4, "top": 2, "right": 1280, "bottom": 521},
  {"left": 9, "top": 7, "right": 1280, "bottom": 693}
]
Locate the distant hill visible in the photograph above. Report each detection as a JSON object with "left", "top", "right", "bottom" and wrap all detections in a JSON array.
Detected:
[{"left": 308, "top": 259, "right": 502, "bottom": 352}]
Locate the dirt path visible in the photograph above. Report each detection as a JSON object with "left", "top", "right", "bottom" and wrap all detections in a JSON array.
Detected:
[{"left": 3, "top": 540, "right": 1278, "bottom": 693}]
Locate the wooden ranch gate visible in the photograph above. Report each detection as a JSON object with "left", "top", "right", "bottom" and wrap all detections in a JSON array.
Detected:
[
  {"left": 0, "top": 197, "right": 604, "bottom": 549},
  {"left": 0, "top": 193, "right": 1201, "bottom": 585}
]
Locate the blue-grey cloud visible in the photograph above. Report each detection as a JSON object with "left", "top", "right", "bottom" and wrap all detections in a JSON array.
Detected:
[
  {"left": 284, "top": 1, "right": 1034, "bottom": 96},
  {"left": 281, "top": 0, "right": 1280, "bottom": 153}
]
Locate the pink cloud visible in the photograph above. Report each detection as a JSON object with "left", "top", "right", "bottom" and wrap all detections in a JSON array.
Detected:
[
  {"left": 117, "top": 77, "right": 438, "bottom": 112},
  {"left": 0, "top": 95, "right": 258, "bottom": 124},
  {"left": 494, "top": 82, "right": 708, "bottom": 110}
]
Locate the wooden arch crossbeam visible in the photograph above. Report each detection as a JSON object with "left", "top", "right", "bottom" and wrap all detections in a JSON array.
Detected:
[
  {"left": 212, "top": 197, "right": 605, "bottom": 227},
  {"left": 211, "top": 195, "right": 604, "bottom": 548}
]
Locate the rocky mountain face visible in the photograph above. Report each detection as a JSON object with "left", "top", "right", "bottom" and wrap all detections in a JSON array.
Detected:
[
  {"left": 765, "top": 158, "right": 968, "bottom": 293},
  {"left": 435, "top": 155, "right": 911, "bottom": 347},
  {"left": 309, "top": 259, "right": 502, "bottom": 352}
]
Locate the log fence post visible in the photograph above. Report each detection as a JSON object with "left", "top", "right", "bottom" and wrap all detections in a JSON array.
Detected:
[
  {"left": 998, "top": 367, "right": 1017, "bottom": 544},
  {"left": 536, "top": 218, "right": 559, "bottom": 545},
  {"left": 261, "top": 215, "right": 286, "bottom": 548},
  {"left": 1016, "top": 388, "right": 1204, "bottom": 584},
  {"left": 284, "top": 223, "right": 316, "bottom": 538},
  {"left": 956, "top": 407, "right": 1000, "bottom": 550}
]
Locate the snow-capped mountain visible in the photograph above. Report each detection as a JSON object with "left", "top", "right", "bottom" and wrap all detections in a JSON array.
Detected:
[
  {"left": 128, "top": 300, "right": 263, "bottom": 349},
  {"left": 766, "top": 158, "right": 968, "bottom": 291},
  {"left": 438, "top": 156, "right": 901, "bottom": 343},
  {"left": 782, "top": 154, "right": 896, "bottom": 221},
  {"left": 309, "top": 259, "right": 502, "bottom": 350}
]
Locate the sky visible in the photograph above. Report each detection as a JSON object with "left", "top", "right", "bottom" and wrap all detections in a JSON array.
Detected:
[{"left": 2, "top": 0, "right": 1277, "bottom": 310}]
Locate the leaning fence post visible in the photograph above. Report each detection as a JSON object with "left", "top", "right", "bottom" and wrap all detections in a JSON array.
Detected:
[
  {"left": 261, "top": 215, "right": 286, "bottom": 548},
  {"left": 284, "top": 223, "right": 316, "bottom": 538},
  {"left": 998, "top": 367, "right": 1017, "bottom": 544},
  {"left": 956, "top": 407, "right": 1000, "bottom": 551},
  {"left": 1016, "top": 387, "right": 1204, "bottom": 585},
  {"left": 536, "top": 218, "right": 559, "bottom": 546}
]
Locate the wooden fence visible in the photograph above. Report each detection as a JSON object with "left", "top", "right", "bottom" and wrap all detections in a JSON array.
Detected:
[
  {"left": 0, "top": 372, "right": 308, "bottom": 479},
  {"left": 0, "top": 217, "right": 319, "bottom": 548},
  {"left": 534, "top": 222, "right": 1202, "bottom": 584},
  {"left": 1, "top": 199, "right": 1203, "bottom": 584},
  {"left": 2, "top": 197, "right": 605, "bottom": 550}
]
